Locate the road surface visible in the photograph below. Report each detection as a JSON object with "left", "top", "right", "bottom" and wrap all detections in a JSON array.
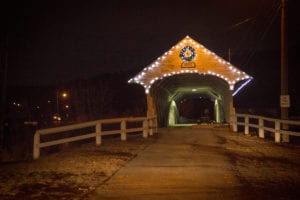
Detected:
[{"left": 90, "top": 127, "right": 300, "bottom": 200}]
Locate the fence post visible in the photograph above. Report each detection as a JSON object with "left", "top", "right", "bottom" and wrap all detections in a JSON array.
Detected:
[
  {"left": 244, "top": 115, "right": 249, "bottom": 135},
  {"left": 33, "top": 131, "right": 40, "bottom": 160},
  {"left": 275, "top": 120, "right": 281, "bottom": 143},
  {"left": 96, "top": 123, "right": 102, "bottom": 145},
  {"left": 258, "top": 117, "right": 264, "bottom": 138},
  {"left": 143, "top": 119, "right": 148, "bottom": 138},
  {"left": 121, "top": 120, "right": 126, "bottom": 141}
]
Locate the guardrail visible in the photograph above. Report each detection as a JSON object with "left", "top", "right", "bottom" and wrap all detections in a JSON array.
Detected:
[
  {"left": 231, "top": 114, "right": 300, "bottom": 143},
  {"left": 33, "top": 116, "right": 157, "bottom": 159}
]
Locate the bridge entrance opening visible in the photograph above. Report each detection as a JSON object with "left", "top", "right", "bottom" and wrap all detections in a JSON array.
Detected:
[
  {"left": 128, "top": 36, "right": 252, "bottom": 127},
  {"left": 178, "top": 97, "right": 214, "bottom": 124},
  {"left": 150, "top": 73, "right": 228, "bottom": 127}
]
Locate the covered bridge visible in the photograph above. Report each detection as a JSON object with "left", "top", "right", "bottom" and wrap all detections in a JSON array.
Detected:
[{"left": 129, "top": 36, "right": 252, "bottom": 126}]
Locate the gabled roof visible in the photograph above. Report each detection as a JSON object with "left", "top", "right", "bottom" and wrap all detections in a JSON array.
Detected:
[{"left": 128, "top": 36, "right": 252, "bottom": 94}]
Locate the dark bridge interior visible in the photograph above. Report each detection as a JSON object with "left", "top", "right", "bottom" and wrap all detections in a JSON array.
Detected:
[{"left": 150, "top": 74, "right": 231, "bottom": 127}]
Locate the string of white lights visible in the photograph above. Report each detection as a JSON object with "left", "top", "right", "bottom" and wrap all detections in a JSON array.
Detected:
[{"left": 128, "top": 36, "right": 252, "bottom": 94}]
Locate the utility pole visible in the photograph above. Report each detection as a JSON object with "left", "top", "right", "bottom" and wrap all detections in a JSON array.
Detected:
[
  {"left": 280, "top": 0, "right": 289, "bottom": 142},
  {"left": 228, "top": 48, "right": 231, "bottom": 62}
]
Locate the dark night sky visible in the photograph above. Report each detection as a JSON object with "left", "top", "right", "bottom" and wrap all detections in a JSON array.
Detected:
[{"left": 1, "top": 0, "right": 300, "bottom": 88}]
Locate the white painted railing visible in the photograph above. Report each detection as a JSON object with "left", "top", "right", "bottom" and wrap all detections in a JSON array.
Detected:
[
  {"left": 231, "top": 114, "right": 300, "bottom": 143},
  {"left": 33, "top": 116, "right": 157, "bottom": 159}
]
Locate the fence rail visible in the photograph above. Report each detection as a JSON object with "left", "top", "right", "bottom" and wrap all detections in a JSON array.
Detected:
[
  {"left": 231, "top": 114, "right": 300, "bottom": 143},
  {"left": 33, "top": 116, "right": 157, "bottom": 159}
]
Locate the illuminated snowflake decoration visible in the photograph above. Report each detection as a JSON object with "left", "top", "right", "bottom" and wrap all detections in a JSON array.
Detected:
[{"left": 180, "top": 46, "right": 196, "bottom": 62}]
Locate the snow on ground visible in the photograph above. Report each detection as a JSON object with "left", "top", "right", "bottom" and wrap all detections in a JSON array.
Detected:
[
  {"left": 0, "top": 133, "right": 157, "bottom": 200},
  {"left": 0, "top": 129, "right": 300, "bottom": 199},
  {"left": 214, "top": 131, "right": 300, "bottom": 198}
]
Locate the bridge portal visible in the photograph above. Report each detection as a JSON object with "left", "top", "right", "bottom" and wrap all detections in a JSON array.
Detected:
[{"left": 129, "top": 36, "right": 252, "bottom": 126}]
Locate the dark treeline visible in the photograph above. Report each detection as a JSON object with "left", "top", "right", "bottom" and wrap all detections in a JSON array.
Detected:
[
  {"left": 7, "top": 71, "right": 147, "bottom": 126},
  {"left": 1, "top": 71, "right": 146, "bottom": 161},
  {"left": 63, "top": 72, "right": 147, "bottom": 122}
]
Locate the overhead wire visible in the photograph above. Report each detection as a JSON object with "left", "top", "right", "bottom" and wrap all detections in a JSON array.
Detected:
[
  {"left": 232, "top": 0, "right": 281, "bottom": 68},
  {"left": 231, "top": 0, "right": 268, "bottom": 56},
  {"left": 241, "top": 0, "right": 281, "bottom": 67}
]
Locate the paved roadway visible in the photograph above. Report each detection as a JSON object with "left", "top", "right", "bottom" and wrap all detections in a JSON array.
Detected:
[{"left": 91, "top": 127, "right": 300, "bottom": 200}]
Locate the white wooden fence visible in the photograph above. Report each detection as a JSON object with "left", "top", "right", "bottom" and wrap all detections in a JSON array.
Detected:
[
  {"left": 33, "top": 116, "right": 157, "bottom": 159},
  {"left": 231, "top": 114, "right": 300, "bottom": 143}
]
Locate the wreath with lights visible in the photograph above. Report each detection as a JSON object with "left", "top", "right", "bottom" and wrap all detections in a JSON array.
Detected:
[{"left": 180, "top": 46, "right": 196, "bottom": 62}]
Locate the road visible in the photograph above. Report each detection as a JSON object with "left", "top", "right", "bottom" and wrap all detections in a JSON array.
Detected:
[{"left": 90, "top": 127, "right": 300, "bottom": 200}]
